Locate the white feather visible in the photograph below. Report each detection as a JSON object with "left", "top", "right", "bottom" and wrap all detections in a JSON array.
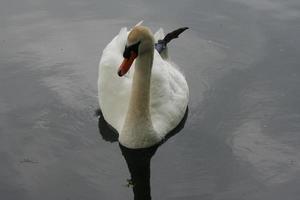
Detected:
[
  {"left": 134, "top": 20, "right": 144, "bottom": 27},
  {"left": 154, "top": 28, "right": 165, "bottom": 42}
]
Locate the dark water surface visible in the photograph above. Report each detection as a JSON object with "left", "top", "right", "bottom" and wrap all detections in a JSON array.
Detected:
[{"left": 1, "top": 0, "right": 300, "bottom": 199}]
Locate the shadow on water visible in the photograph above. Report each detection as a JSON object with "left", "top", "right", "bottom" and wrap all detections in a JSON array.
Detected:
[
  {"left": 97, "top": 108, "right": 188, "bottom": 200},
  {"left": 96, "top": 109, "right": 119, "bottom": 143}
]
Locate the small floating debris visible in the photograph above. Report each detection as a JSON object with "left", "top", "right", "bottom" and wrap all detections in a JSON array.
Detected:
[{"left": 124, "top": 179, "right": 134, "bottom": 188}]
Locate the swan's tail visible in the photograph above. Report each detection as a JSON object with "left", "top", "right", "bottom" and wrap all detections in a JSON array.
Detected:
[{"left": 155, "top": 27, "right": 189, "bottom": 56}]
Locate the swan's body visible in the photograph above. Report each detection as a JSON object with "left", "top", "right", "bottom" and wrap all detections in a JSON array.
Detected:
[{"left": 98, "top": 24, "right": 189, "bottom": 149}]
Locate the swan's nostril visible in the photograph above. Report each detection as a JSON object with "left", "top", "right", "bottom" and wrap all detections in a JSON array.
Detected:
[{"left": 118, "top": 69, "right": 123, "bottom": 77}]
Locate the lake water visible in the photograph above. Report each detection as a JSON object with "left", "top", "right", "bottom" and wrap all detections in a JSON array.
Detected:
[{"left": 1, "top": 0, "right": 300, "bottom": 199}]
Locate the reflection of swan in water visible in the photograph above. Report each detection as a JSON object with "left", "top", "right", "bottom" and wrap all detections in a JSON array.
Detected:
[
  {"left": 119, "top": 144, "right": 158, "bottom": 200},
  {"left": 98, "top": 23, "right": 189, "bottom": 149},
  {"left": 97, "top": 108, "right": 188, "bottom": 200}
]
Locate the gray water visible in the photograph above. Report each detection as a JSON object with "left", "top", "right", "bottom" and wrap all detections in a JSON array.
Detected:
[{"left": 1, "top": 0, "right": 300, "bottom": 199}]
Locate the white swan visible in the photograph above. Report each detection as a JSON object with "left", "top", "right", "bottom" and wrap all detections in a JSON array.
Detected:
[{"left": 98, "top": 24, "right": 189, "bottom": 149}]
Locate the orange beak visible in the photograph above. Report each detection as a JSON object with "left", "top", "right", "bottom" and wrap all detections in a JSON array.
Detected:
[{"left": 118, "top": 52, "right": 138, "bottom": 77}]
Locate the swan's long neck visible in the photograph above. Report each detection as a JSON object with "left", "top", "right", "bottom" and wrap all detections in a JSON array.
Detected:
[
  {"left": 127, "top": 51, "right": 153, "bottom": 120},
  {"left": 120, "top": 47, "right": 159, "bottom": 148}
]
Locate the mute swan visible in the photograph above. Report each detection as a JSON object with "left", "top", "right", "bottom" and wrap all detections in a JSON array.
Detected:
[{"left": 98, "top": 23, "right": 189, "bottom": 149}]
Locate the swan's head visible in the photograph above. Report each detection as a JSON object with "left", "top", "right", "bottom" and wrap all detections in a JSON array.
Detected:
[{"left": 118, "top": 26, "right": 154, "bottom": 77}]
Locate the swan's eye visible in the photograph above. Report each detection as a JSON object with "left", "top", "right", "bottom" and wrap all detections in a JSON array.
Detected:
[{"left": 123, "top": 41, "right": 141, "bottom": 58}]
